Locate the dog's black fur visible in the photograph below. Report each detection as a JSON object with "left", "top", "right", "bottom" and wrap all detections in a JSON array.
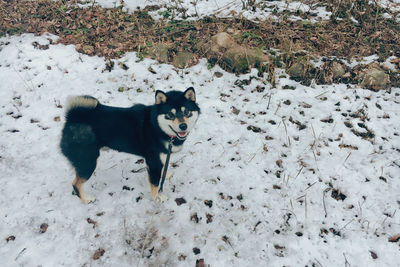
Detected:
[{"left": 60, "top": 88, "right": 200, "bottom": 203}]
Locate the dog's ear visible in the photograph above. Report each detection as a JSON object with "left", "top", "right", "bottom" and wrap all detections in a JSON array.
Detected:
[
  {"left": 155, "top": 90, "right": 167, "bottom": 104},
  {"left": 184, "top": 87, "right": 196, "bottom": 102}
]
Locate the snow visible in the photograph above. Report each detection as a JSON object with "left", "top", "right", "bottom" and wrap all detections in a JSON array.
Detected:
[
  {"left": 1, "top": 32, "right": 399, "bottom": 266},
  {"left": 83, "top": 0, "right": 400, "bottom": 22}
]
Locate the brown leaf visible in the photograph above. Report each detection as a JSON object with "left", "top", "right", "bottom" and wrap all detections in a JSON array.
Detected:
[
  {"left": 6, "top": 235, "right": 15, "bottom": 242},
  {"left": 40, "top": 223, "right": 48, "bottom": 233},
  {"left": 175, "top": 197, "right": 187, "bottom": 206},
  {"left": 388, "top": 233, "right": 400, "bottom": 243},
  {"left": 93, "top": 248, "right": 105, "bottom": 260},
  {"left": 196, "top": 259, "right": 205, "bottom": 267},
  {"left": 231, "top": 106, "right": 240, "bottom": 115},
  {"left": 370, "top": 251, "right": 378, "bottom": 259},
  {"left": 206, "top": 213, "right": 213, "bottom": 224},
  {"left": 276, "top": 159, "right": 283, "bottom": 168},
  {"left": 87, "top": 218, "right": 97, "bottom": 228},
  {"left": 190, "top": 213, "right": 200, "bottom": 223},
  {"left": 204, "top": 200, "right": 213, "bottom": 208}
]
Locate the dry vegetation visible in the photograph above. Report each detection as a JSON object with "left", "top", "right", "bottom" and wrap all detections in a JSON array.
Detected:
[{"left": 0, "top": 0, "right": 399, "bottom": 87}]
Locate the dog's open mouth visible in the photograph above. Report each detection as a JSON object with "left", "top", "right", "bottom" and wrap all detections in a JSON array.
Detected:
[{"left": 169, "top": 126, "right": 188, "bottom": 140}]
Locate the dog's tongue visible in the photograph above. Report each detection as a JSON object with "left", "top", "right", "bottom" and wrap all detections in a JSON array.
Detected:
[{"left": 178, "top": 131, "right": 187, "bottom": 137}]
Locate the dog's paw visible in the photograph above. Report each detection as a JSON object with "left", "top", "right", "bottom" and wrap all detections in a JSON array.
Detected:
[
  {"left": 154, "top": 193, "right": 168, "bottom": 203},
  {"left": 166, "top": 170, "right": 174, "bottom": 181},
  {"left": 81, "top": 194, "right": 96, "bottom": 204}
]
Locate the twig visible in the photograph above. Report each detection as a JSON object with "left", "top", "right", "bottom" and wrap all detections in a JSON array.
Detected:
[
  {"left": 343, "top": 252, "right": 351, "bottom": 267},
  {"left": 305, "top": 194, "right": 307, "bottom": 220},
  {"left": 343, "top": 152, "right": 351, "bottom": 165},
  {"left": 15, "top": 248, "right": 26, "bottom": 261},
  {"left": 304, "top": 181, "right": 317, "bottom": 191},
  {"left": 285, "top": 175, "right": 290, "bottom": 186},
  {"left": 314, "top": 91, "right": 328, "bottom": 99},
  {"left": 136, "top": 209, "right": 158, "bottom": 267},
  {"left": 274, "top": 101, "right": 281, "bottom": 115},
  {"left": 267, "top": 93, "right": 272, "bottom": 110},
  {"left": 282, "top": 118, "right": 290, "bottom": 146},
  {"left": 323, "top": 188, "right": 331, "bottom": 217},
  {"left": 339, "top": 218, "right": 355, "bottom": 232},
  {"left": 294, "top": 166, "right": 304, "bottom": 179},
  {"left": 247, "top": 152, "right": 257, "bottom": 163}
]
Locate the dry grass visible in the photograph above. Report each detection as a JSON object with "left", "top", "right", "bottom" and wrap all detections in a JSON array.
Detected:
[{"left": 0, "top": 0, "right": 399, "bottom": 86}]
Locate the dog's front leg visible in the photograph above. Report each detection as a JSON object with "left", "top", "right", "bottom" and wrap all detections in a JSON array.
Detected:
[{"left": 146, "top": 156, "right": 168, "bottom": 203}]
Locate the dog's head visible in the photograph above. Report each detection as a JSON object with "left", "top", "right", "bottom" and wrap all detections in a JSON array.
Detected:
[{"left": 156, "top": 87, "right": 200, "bottom": 140}]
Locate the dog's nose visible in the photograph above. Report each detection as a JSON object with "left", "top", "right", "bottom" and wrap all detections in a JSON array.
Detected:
[{"left": 179, "top": 123, "right": 187, "bottom": 131}]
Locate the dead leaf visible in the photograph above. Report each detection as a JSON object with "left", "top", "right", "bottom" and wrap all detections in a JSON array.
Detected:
[
  {"left": 93, "top": 248, "right": 105, "bottom": 260},
  {"left": 40, "top": 223, "right": 48, "bottom": 233},
  {"left": 6, "top": 235, "right": 15, "bottom": 242},
  {"left": 388, "top": 233, "right": 400, "bottom": 243},
  {"left": 175, "top": 197, "right": 186, "bottom": 206},
  {"left": 87, "top": 218, "right": 97, "bottom": 229}
]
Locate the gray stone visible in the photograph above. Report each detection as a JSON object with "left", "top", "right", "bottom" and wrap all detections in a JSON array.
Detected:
[
  {"left": 359, "top": 64, "right": 390, "bottom": 91},
  {"left": 150, "top": 43, "right": 169, "bottom": 63},
  {"left": 172, "top": 51, "right": 198, "bottom": 68},
  {"left": 208, "top": 32, "right": 269, "bottom": 73}
]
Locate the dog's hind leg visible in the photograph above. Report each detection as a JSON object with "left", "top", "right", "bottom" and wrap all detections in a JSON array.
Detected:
[{"left": 72, "top": 174, "right": 96, "bottom": 204}]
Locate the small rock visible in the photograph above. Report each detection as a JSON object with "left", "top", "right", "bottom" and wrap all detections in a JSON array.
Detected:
[
  {"left": 288, "top": 62, "right": 308, "bottom": 80},
  {"left": 359, "top": 64, "right": 390, "bottom": 91},
  {"left": 172, "top": 52, "right": 198, "bottom": 68},
  {"left": 331, "top": 61, "right": 346, "bottom": 79},
  {"left": 150, "top": 43, "right": 169, "bottom": 63},
  {"left": 214, "top": 71, "right": 223, "bottom": 78},
  {"left": 211, "top": 32, "right": 236, "bottom": 50}
]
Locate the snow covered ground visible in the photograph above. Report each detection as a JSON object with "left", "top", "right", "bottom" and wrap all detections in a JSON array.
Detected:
[
  {"left": 85, "top": 0, "right": 400, "bottom": 21},
  {"left": 0, "top": 31, "right": 399, "bottom": 266}
]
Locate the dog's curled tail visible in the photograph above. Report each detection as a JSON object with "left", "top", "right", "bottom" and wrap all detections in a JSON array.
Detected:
[{"left": 65, "top": 95, "right": 98, "bottom": 114}]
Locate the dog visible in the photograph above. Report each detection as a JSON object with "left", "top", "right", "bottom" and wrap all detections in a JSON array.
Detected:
[{"left": 60, "top": 88, "right": 200, "bottom": 203}]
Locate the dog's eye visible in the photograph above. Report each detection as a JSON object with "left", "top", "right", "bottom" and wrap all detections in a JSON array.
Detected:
[
  {"left": 183, "top": 109, "right": 192, "bottom": 117},
  {"left": 165, "top": 112, "right": 175, "bottom": 120}
]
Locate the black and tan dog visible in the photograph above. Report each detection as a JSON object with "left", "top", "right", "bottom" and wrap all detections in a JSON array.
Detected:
[{"left": 60, "top": 88, "right": 200, "bottom": 203}]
